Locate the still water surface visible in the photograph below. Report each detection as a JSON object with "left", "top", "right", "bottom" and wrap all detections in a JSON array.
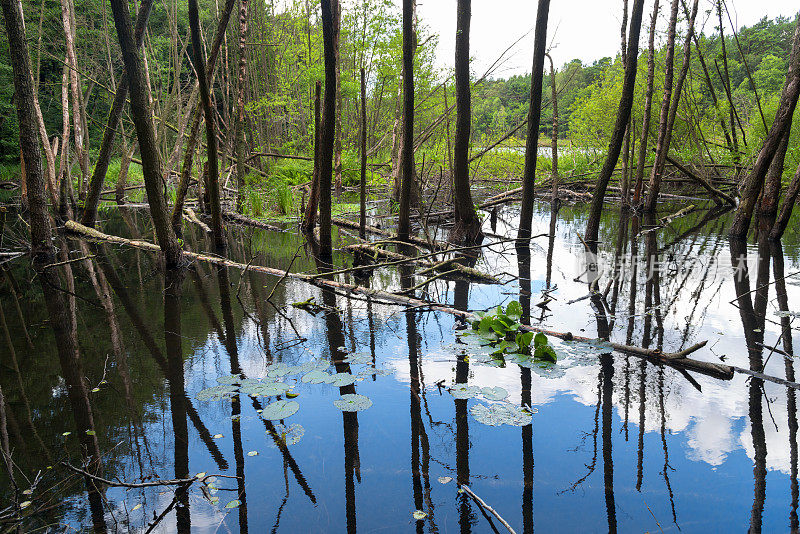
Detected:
[{"left": 1, "top": 200, "right": 799, "bottom": 532}]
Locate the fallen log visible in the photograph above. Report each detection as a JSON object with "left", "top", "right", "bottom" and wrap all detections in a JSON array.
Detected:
[
  {"left": 344, "top": 243, "right": 498, "bottom": 283},
  {"left": 63, "top": 220, "right": 734, "bottom": 380},
  {"left": 222, "top": 210, "right": 284, "bottom": 232},
  {"left": 331, "top": 217, "right": 449, "bottom": 250},
  {"left": 664, "top": 153, "right": 737, "bottom": 206}
]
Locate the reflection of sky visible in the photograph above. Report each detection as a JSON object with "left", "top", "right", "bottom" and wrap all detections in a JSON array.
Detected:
[{"left": 91, "top": 202, "right": 800, "bottom": 532}]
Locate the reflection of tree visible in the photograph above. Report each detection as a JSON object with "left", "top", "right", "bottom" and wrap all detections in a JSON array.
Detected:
[
  {"left": 164, "top": 267, "right": 191, "bottom": 533},
  {"left": 730, "top": 238, "right": 768, "bottom": 534},
  {"left": 521, "top": 365, "right": 533, "bottom": 534},
  {"left": 772, "top": 242, "right": 799, "bottom": 532},
  {"left": 453, "top": 279, "right": 473, "bottom": 534}
]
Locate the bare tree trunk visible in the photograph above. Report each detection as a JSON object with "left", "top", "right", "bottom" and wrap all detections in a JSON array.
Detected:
[
  {"left": 718, "top": 0, "right": 741, "bottom": 156},
  {"left": 110, "top": 0, "right": 182, "bottom": 267},
  {"left": 759, "top": 130, "right": 790, "bottom": 231},
  {"left": 360, "top": 68, "right": 367, "bottom": 240},
  {"left": 448, "top": 0, "right": 481, "bottom": 245},
  {"left": 517, "top": 0, "right": 550, "bottom": 243},
  {"left": 303, "top": 81, "right": 322, "bottom": 232},
  {"left": 235, "top": 0, "right": 249, "bottom": 213},
  {"left": 546, "top": 51, "right": 559, "bottom": 202},
  {"left": 396, "top": 0, "right": 416, "bottom": 241},
  {"left": 584, "top": 0, "right": 646, "bottom": 247},
  {"left": 333, "top": 0, "right": 343, "bottom": 196},
  {"left": 60, "top": 0, "right": 89, "bottom": 198},
  {"left": 731, "top": 15, "right": 800, "bottom": 240},
  {"left": 632, "top": 0, "right": 660, "bottom": 206},
  {"left": 82, "top": 0, "right": 154, "bottom": 227},
  {"left": 170, "top": 0, "right": 236, "bottom": 235},
  {"left": 116, "top": 137, "right": 132, "bottom": 204},
  {"left": 319, "top": 0, "right": 339, "bottom": 258},
  {"left": 770, "top": 160, "right": 800, "bottom": 241},
  {"left": 643, "top": 0, "right": 684, "bottom": 212}
]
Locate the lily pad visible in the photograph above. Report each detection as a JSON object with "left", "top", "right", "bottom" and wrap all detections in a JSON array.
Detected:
[
  {"left": 333, "top": 394, "right": 373, "bottom": 412},
  {"left": 470, "top": 403, "right": 533, "bottom": 427},
  {"left": 216, "top": 375, "right": 243, "bottom": 385},
  {"left": 197, "top": 385, "right": 238, "bottom": 401},
  {"left": 241, "top": 382, "right": 291, "bottom": 397},
  {"left": 449, "top": 384, "right": 482, "bottom": 400},
  {"left": 344, "top": 352, "right": 372, "bottom": 365},
  {"left": 481, "top": 386, "right": 509, "bottom": 401},
  {"left": 302, "top": 370, "right": 331, "bottom": 384},
  {"left": 267, "top": 423, "right": 305, "bottom": 447},
  {"left": 261, "top": 400, "right": 300, "bottom": 420},
  {"left": 329, "top": 373, "right": 357, "bottom": 387}
]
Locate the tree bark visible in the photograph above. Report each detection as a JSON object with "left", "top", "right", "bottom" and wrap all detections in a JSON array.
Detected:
[
  {"left": 333, "top": 0, "right": 343, "bottom": 196},
  {"left": 360, "top": 68, "right": 367, "bottom": 240},
  {"left": 770, "top": 159, "right": 800, "bottom": 241},
  {"left": 643, "top": 0, "right": 690, "bottom": 212},
  {"left": 546, "top": 51, "right": 559, "bottom": 202},
  {"left": 584, "top": 0, "right": 646, "bottom": 247},
  {"left": 448, "top": 0, "right": 481, "bottom": 245},
  {"left": 517, "top": 0, "right": 550, "bottom": 243},
  {"left": 319, "top": 0, "right": 339, "bottom": 258},
  {"left": 235, "top": 0, "right": 250, "bottom": 213},
  {"left": 633, "top": 0, "right": 660, "bottom": 205},
  {"left": 81, "top": 0, "right": 154, "bottom": 227},
  {"left": 730, "top": 15, "right": 800, "bottom": 240},
  {"left": 396, "top": 0, "right": 416, "bottom": 241},
  {"left": 170, "top": 0, "right": 236, "bottom": 235},
  {"left": 189, "top": 0, "right": 225, "bottom": 251},
  {"left": 758, "top": 129, "right": 790, "bottom": 231},
  {"left": 302, "top": 81, "right": 322, "bottom": 232},
  {"left": 109, "top": 0, "right": 182, "bottom": 267}
]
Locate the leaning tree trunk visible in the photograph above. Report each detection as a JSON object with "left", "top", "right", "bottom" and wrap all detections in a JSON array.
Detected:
[
  {"left": 448, "top": 0, "right": 481, "bottom": 245},
  {"left": 109, "top": 0, "right": 182, "bottom": 267},
  {"left": 82, "top": 0, "right": 154, "bottom": 227},
  {"left": 642, "top": 0, "right": 680, "bottom": 212},
  {"left": 584, "top": 0, "right": 646, "bottom": 248},
  {"left": 770, "top": 159, "right": 800, "bottom": 241},
  {"left": 758, "top": 130, "right": 790, "bottom": 231},
  {"left": 359, "top": 67, "right": 367, "bottom": 240},
  {"left": 517, "top": 0, "right": 550, "bottom": 243},
  {"left": 235, "top": 0, "right": 249, "bottom": 213},
  {"left": 396, "top": 0, "right": 416, "bottom": 241},
  {"left": 318, "top": 0, "right": 338, "bottom": 258},
  {"left": 730, "top": 15, "right": 800, "bottom": 240},
  {"left": 633, "top": 0, "right": 660, "bottom": 205},
  {"left": 189, "top": 0, "right": 225, "bottom": 251}
]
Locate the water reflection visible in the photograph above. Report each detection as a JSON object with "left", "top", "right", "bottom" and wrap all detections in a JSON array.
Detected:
[{"left": 1, "top": 201, "right": 799, "bottom": 531}]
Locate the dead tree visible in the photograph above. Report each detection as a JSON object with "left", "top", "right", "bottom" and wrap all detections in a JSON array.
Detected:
[
  {"left": 360, "top": 68, "right": 367, "bottom": 239},
  {"left": 584, "top": 0, "right": 646, "bottom": 247},
  {"left": 396, "top": 0, "right": 416, "bottom": 241},
  {"left": 81, "top": 0, "right": 154, "bottom": 227},
  {"left": 545, "top": 51, "right": 559, "bottom": 202},
  {"left": 632, "top": 0, "right": 660, "bottom": 205},
  {"left": 302, "top": 81, "right": 322, "bottom": 232},
  {"left": 730, "top": 15, "right": 800, "bottom": 240},
  {"left": 189, "top": 0, "right": 225, "bottom": 251},
  {"left": 319, "top": 0, "right": 338, "bottom": 258},
  {"left": 448, "top": 0, "right": 482, "bottom": 245},
  {"left": 109, "top": 0, "right": 182, "bottom": 267},
  {"left": 235, "top": 0, "right": 250, "bottom": 213},
  {"left": 517, "top": 0, "right": 551, "bottom": 243},
  {"left": 770, "top": 160, "right": 800, "bottom": 241}
]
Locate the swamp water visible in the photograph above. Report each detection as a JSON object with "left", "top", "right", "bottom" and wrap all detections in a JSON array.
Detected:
[{"left": 1, "top": 200, "right": 799, "bottom": 533}]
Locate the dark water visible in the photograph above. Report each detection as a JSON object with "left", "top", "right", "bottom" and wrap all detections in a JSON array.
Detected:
[{"left": 1, "top": 200, "right": 799, "bottom": 533}]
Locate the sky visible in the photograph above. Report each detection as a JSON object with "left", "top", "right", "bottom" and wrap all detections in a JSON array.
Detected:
[{"left": 408, "top": 0, "right": 799, "bottom": 77}]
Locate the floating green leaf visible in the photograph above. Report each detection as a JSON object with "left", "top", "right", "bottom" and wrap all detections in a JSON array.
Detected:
[
  {"left": 241, "top": 382, "right": 291, "bottom": 397},
  {"left": 20, "top": 501, "right": 31, "bottom": 510},
  {"left": 534, "top": 345, "right": 558, "bottom": 363},
  {"left": 247, "top": 451, "right": 259, "bottom": 456},
  {"left": 506, "top": 301, "right": 523, "bottom": 320},
  {"left": 213, "top": 434, "right": 223, "bottom": 439},
  {"left": 302, "top": 370, "right": 331, "bottom": 384},
  {"left": 344, "top": 352, "right": 372, "bottom": 365},
  {"left": 413, "top": 510, "right": 427, "bottom": 520},
  {"left": 449, "top": 384, "right": 482, "bottom": 400},
  {"left": 481, "top": 386, "right": 508, "bottom": 401},
  {"left": 333, "top": 394, "right": 373, "bottom": 412},
  {"left": 85, "top": 430, "right": 96, "bottom": 436},
  {"left": 438, "top": 476, "right": 452, "bottom": 484},
  {"left": 470, "top": 403, "right": 533, "bottom": 427},
  {"left": 225, "top": 499, "right": 242, "bottom": 509},
  {"left": 131, "top": 503, "right": 142, "bottom": 511},
  {"left": 329, "top": 373, "right": 357, "bottom": 387},
  {"left": 261, "top": 400, "right": 300, "bottom": 420},
  {"left": 267, "top": 423, "right": 305, "bottom": 447},
  {"left": 197, "top": 385, "right": 238, "bottom": 401},
  {"left": 216, "top": 375, "right": 243, "bottom": 385}
]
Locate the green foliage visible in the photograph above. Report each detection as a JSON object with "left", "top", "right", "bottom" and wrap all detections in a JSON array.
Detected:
[{"left": 462, "top": 301, "right": 558, "bottom": 363}]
